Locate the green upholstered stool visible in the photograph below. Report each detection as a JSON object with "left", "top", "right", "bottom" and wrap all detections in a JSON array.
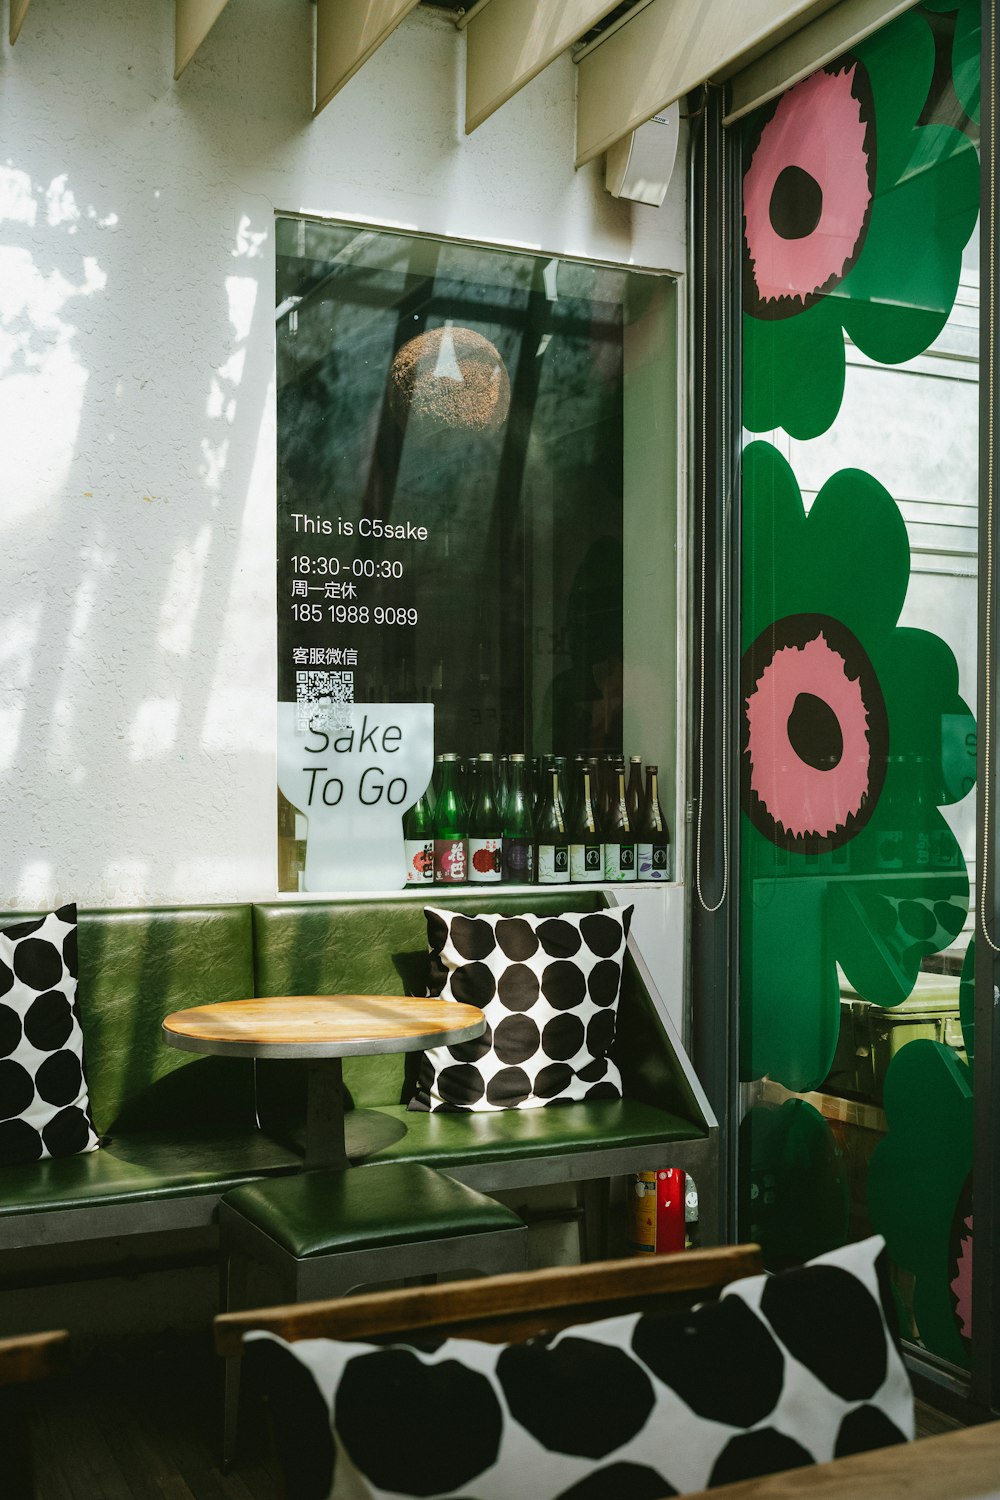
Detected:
[{"left": 219, "top": 1161, "right": 526, "bottom": 1464}]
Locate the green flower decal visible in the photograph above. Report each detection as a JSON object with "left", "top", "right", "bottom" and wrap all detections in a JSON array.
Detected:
[
  {"left": 868, "top": 941, "right": 974, "bottom": 1368},
  {"left": 741, "top": 442, "right": 974, "bottom": 1092},
  {"left": 743, "top": 8, "right": 979, "bottom": 439}
]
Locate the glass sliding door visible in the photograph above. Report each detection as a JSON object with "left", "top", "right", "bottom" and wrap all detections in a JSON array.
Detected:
[{"left": 738, "top": 0, "right": 980, "bottom": 1376}]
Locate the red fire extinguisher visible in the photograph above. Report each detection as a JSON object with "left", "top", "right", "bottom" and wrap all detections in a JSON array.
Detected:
[{"left": 627, "top": 1169, "right": 686, "bottom": 1254}]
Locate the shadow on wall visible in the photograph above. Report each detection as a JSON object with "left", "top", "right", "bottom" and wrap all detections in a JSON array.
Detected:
[{"left": 0, "top": 0, "right": 313, "bottom": 909}]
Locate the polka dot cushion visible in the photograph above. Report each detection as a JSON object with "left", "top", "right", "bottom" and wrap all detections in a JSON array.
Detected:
[
  {"left": 242, "top": 1235, "right": 912, "bottom": 1500},
  {"left": 0, "top": 904, "right": 99, "bottom": 1165},
  {"left": 408, "top": 906, "right": 633, "bottom": 1112}
]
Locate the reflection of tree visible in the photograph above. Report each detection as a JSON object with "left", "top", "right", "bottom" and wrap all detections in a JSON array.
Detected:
[
  {"left": 531, "top": 298, "right": 624, "bottom": 757},
  {"left": 277, "top": 243, "right": 627, "bottom": 755},
  {"left": 543, "top": 535, "right": 624, "bottom": 755}
]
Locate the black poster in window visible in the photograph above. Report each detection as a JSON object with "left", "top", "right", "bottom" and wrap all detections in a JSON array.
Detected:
[{"left": 275, "top": 221, "right": 630, "bottom": 892}]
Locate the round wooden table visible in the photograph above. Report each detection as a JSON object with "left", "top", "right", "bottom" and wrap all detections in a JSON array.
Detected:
[{"left": 162, "top": 995, "right": 485, "bottom": 1171}]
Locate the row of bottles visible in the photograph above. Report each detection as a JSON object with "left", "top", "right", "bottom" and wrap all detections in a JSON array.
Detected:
[{"left": 402, "top": 752, "right": 671, "bottom": 887}]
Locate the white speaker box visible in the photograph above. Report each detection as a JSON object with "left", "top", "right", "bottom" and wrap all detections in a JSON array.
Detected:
[{"left": 605, "top": 101, "right": 680, "bottom": 207}]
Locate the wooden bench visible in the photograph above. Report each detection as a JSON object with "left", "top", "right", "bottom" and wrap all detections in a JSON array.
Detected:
[
  {"left": 0, "top": 894, "right": 717, "bottom": 1282},
  {"left": 251, "top": 894, "right": 720, "bottom": 1251},
  {"left": 216, "top": 1247, "right": 764, "bottom": 1485},
  {"left": 216, "top": 1244, "right": 919, "bottom": 1499},
  {"left": 215, "top": 1242, "right": 763, "bottom": 1353},
  {"left": 0, "top": 904, "right": 300, "bottom": 1265}
]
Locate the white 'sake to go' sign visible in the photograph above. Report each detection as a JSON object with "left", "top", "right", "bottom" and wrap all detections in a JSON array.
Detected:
[{"left": 277, "top": 702, "right": 433, "bottom": 890}]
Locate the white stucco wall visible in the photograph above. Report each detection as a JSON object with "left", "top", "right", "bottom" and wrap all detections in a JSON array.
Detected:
[{"left": 0, "top": 0, "right": 686, "bottom": 909}]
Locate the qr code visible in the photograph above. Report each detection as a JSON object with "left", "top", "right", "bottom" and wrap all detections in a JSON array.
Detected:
[{"left": 296, "top": 670, "right": 354, "bottom": 731}]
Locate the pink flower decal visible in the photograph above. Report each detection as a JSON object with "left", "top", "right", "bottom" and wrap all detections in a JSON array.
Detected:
[
  {"left": 951, "top": 1215, "right": 973, "bottom": 1340},
  {"left": 744, "top": 60, "right": 875, "bottom": 319},
  {"left": 741, "top": 613, "right": 888, "bottom": 851},
  {"left": 948, "top": 1172, "right": 973, "bottom": 1349}
]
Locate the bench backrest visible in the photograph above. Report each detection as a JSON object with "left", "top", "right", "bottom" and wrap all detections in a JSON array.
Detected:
[
  {"left": 0, "top": 904, "right": 256, "bottom": 1137},
  {"left": 251, "top": 894, "right": 704, "bottom": 1127},
  {"left": 252, "top": 893, "right": 610, "bottom": 1110},
  {"left": 2, "top": 895, "right": 704, "bottom": 1135}
]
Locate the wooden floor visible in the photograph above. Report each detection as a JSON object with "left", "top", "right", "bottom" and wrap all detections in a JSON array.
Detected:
[
  {"left": 22, "top": 1330, "right": 965, "bottom": 1499},
  {"left": 30, "top": 1331, "right": 280, "bottom": 1500},
  {"left": 915, "top": 1396, "right": 967, "bottom": 1439}
]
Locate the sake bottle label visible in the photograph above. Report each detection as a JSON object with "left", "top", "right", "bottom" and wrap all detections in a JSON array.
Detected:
[
  {"left": 638, "top": 842, "right": 671, "bottom": 881},
  {"left": 404, "top": 839, "right": 434, "bottom": 884},
  {"left": 434, "top": 839, "right": 467, "bottom": 883},
  {"left": 502, "top": 836, "right": 534, "bottom": 884},
  {"left": 468, "top": 837, "right": 502, "bottom": 882},
  {"left": 537, "top": 844, "right": 569, "bottom": 884},
  {"left": 570, "top": 843, "right": 602, "bottom": 881},
  {"left": 604, "top": 843, "right": 637, "bottom": 880}
]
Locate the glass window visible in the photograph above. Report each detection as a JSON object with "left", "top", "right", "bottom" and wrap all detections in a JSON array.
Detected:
[
  {"left": 738, "top": 1, "right": 980, "bottom": 1376},
  {"left": 274, "top": 219, "right": 679, "bottom": 893}
]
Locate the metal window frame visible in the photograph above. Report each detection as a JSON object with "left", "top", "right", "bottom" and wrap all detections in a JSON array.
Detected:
[
  {"left": 691, "top": 0, "right": 1000, "bottom": 1415},
  {"left": 688, "top": 82, "right": 743, "bottom": 1246},
  {"left": 973, "top": 0, "right": 1000, "bottom": 1419}
]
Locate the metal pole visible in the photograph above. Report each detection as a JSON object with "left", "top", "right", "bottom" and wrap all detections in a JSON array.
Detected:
[
  {"left": 688, "top": 83, "right": 742, "bottom": 1245},
  {"left": 972, "top": 0, "right": 1000, "bottom": 1416}
]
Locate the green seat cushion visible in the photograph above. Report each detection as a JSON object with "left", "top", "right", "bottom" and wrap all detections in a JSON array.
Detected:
[
  {"left": 0, "top": 1129, "right": 301, "bottom": 1217},
  {"left": 223, "top": 1162, "right": 522, "bottom": 1258},
  {"left": 341, "top": 1099, "right": 706, "bottom": 1169}
]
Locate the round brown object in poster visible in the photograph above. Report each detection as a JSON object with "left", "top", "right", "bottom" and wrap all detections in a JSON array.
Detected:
[{"left": 389, "top": 326, "right": 510, "bottom": 432}]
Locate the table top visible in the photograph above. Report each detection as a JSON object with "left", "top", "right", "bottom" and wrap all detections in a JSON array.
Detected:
[
  {"left": 681, "top": 1420, "right": 1000, "bottom": 1500},
  {"left": 161, "top": 994, "right": 485, "bottom": 1060}
]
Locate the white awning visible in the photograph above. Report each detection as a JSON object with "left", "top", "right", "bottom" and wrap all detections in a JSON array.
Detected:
[
  {"left": 175, "top": 0, "right": 232, "bottom": 80},
  {"left": 10, "top": 0, "right": 30, "bottom": 44},
  {"left": 575, "top": 0, "right": 847, "bottom": 166},
  {"left": 315, "top": 0, "right": 424, "bottom": 116},
  {"left": 5, "top": 0, "right": 905, "bottom": 174},
  {"left": 464, "top": 0, "right": 625, "bottom": 132},
  {"left": 724, "top": 0, "right": 916, "bottom": 121}
]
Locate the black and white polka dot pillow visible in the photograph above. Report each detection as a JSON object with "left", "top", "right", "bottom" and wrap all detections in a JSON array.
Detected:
[
  {"left": 243, "top": 1235, "right": 912, "bottom": 1500},
  {"left": 408, "top": 906, "right": 632, "bottom": 1112},
  {"left": 0, "top": 905, "right": 99, "bottom": 1165}
]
